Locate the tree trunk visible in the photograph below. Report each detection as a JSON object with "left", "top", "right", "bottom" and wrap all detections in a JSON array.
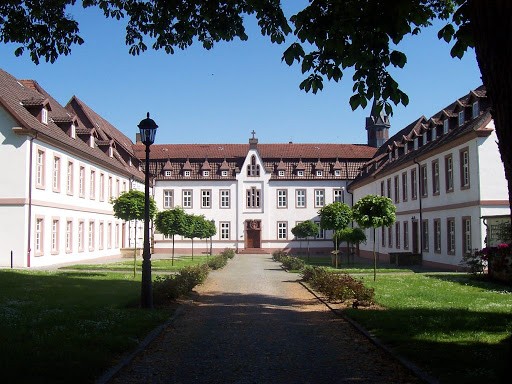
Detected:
[
  {"left": 470, "top": 0, "right": 512, "bottom": 228},
  {"left": 191, "top": 238, "right": 194, "bottom": 260},
  {"left": 373, "top": 228, "right": 377, "bottom": 281}
]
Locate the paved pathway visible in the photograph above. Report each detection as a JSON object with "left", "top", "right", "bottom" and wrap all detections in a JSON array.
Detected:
[{"left": 110, "top": 254, "right": 421, "bottom": 383}]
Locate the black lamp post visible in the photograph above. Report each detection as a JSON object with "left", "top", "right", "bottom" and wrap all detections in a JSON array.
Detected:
[{"left": 138, "top": 112, "right": 158, "bottom": 309}]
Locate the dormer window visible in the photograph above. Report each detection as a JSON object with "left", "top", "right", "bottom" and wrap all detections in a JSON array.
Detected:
[
  {"left": 164, "top": 170, "right": 171, "bottom": 177},
  {"left": 404, "top": 144, "right": 408, "bottom": 155},
  {"left": 70, "top": 123, "right": 76, "bottom": 139},
  {"left": 278, "top": 170, "right": 285, "bottom": 177},
  {"left": 414, "top": 137, "right": 418, "bottom": 150},
  {"left": 458, "top": 110, "right": 465, "bottom": 126},
  {"left": 443, "top": 119, "right": 449, "bottom": 134},
  {"left": 316, "top": 170, "right": 323, "bottom": 177},
  {"left": 388, "top": 152, "right": 392, "bottom": 161},
  {"left": 202, "top": 170, "right": 210, "bottom": 177},
  {"left": 108, "top": 146, "right": 113, "bottom": 158},
  {"left": 184, "top": 170, "right": 191, "bottom": 177},
  {"left": 297, "top": 170, "right": 304, "bottom": 177},
  {"left": 422, "top": 132, "right": 428, "bottom": 144},
  {"left": 41, "top": 107, "right": 48, "bottom": 125},
  {"left": 395, "top": 149, "right": 399, "bottom": 159},
  {"left": 431, "top": 128, "right": 436, "bottom": 141},
  {"left": 472, "top": 101, "right": 479, "bottom": 118},
  {"left": 334, "top": 170, "right": 341, "bottom": 177}
]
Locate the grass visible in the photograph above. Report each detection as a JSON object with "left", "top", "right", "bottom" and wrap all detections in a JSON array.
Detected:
[
  {"left": 0, "top": 270, "right": 173, "bottom": 383},
  {"left": 342, "top": 272, "right": 512, "bottom": 383},
  {"left": 296, "top": 254, "right": 415, "bottom": 273},
  {"left": 60, "top": 255, "right": 211, "bottom": 272}
]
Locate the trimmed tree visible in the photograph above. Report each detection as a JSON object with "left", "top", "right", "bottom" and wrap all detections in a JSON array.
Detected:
[
  {"left": 352, "top": 195, "right": 396, "bottom": 281},
  {"left": 291, "top": 220, "right": 319, "bottom": 261},
  {"left": 337, "top": 227, "right": 367, "bottom": 265},
  {"left": 111, "top": 190, "right": 156, "bottom": 277},
  {"left": 318, "top": 202, "right": 352, "bottom": 268},
  {"left": 154, "top": 207, "right": 188, "bottom": 266}
]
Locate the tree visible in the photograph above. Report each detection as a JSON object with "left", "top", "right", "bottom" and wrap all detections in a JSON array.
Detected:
[
  {"left": 182, "top": 213, "right": 197, "bottom": 260},
  {"left": 291, "top": 220, "right": 319, "bottom": 261},
  {"left": 352, "top": 195, "right": 396, "bottom": 281},
  {"left": 3, "top": 1, "right": 511, "bottom": 225},
  {"left": 111, "top": 190, "right": 156, "bottom": 277},
  {"left": 318, "top": 202, "right": 352, "bottom": 268},
  {"left": 154, "top": 207, "right": 188, "bottom": 266},
  {"left": 336, "top": 227, "right": 367, "bottom": 265}
]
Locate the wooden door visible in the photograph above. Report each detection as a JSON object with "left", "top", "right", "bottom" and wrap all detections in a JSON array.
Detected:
[{"left": 245, "top": 220, "right": 261, "bottom": 248}]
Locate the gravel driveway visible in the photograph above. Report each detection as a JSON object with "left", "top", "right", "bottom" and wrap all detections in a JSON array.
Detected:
[{"left": 109, "top": 254, "right": 421, "bottom": 383}]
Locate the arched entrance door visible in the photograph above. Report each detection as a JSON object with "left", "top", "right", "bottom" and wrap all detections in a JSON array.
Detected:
[{"left": 245, "top": 220, "right": 261, "bottom": 249}]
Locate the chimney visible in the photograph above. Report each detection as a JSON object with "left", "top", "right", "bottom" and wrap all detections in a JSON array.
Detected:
[{"left": 136, "top": 133, "right": 141, "bottom": 144}]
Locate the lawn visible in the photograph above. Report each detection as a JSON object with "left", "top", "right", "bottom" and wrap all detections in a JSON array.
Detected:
[
  {"left": 342, "top": 272, "right": 512, "bottom": 383},
  {"left": 298, "top": 254, "right": 415, "bottom": 273},
  {"left": 0, "top": 270, "right": 173, "bottom": 383}
]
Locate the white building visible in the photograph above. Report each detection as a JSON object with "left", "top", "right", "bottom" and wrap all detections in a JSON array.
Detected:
[{"left": 349, "top": 86, "right": 510, "bottom": 269}]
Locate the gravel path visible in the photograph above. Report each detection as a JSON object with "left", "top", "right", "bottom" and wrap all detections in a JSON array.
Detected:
[{"left": 110, "top": 254, "right": 422, "bottom": 383}]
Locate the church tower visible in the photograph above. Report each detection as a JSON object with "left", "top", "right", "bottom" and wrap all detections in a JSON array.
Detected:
[{"left": 365, "top": 100, "right": 390, "bottom": 148}]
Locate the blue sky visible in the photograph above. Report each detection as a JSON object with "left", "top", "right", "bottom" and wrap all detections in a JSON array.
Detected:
[{"left": 0, "top": 2, "right": 482, "bottom": 145}]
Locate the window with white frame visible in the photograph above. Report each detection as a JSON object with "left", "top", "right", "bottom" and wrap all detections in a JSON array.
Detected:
[
  {"left": 431, "top": 128, "right": 437, "bottom": 141},
  {"left": 277, "top": 189, "right": 287, "bottom": 208},
  {"left": 395, "top": 222, "right": 400, "bottom": 249},
  {"left": 66, "top": 220, "right": 72, "bottom": 252},
  {"left": 202, "top": 170, "right": 210, "bottom": 177},
  {"left": 51, "top": 219, "right": 59, "bottom": 254},
  {"left": 36, "top": 149, "right": 45, "bottom": 188},
  {"left": 296, "top": 189, "right": 306, "bottom": 208},
  {"left": 460, "top": 148, "right": 470, "bottom": 188},
  {"left": 297, "top": 170, "right": 304, "bottom": 177},
  {"left": 422, "top": 132, "right": 428, "bottom": 144},
  {"left": 41, "top": 106, "right": 48, "bottom": 124},
  {"left": 462, "top": 217, "right": 472, "bottom": 255},
  {"left": 314, "top": 221, "right": 325, "bottom": 239},
  {"left": 247, "top": 155, "right": 260, "bottom": 176},
  {"left": 402, "top": 172, "right": 408, "bottom": 201},
  {"left": 182, "top": 189, "right": 192, "bottom": 208},
  {"left": 115, "top": 178, "right": 120, "bottom": 197},
  {"left": 35, "top": 217, "right": 44, "bottom": 255},
  {"left": 78, "top": 221, "right": 84, "bottom": 252},
  {"left": 52, "top": 156, "right": 60, "bottom": 192},
  {"left": 432, "top": 160, "right": 440, "bottom": 195},
  {"left": 445, "top": 154, "right": 454, "bottom": 192},
  {"left": 277, "top": 222, "right": 288, "bottom": 240},
  {"left": 458, "top": 110, "right": 465, "bottom": 126},
  {"left": 79, "top": 166, "right": 85, "bottom": 197},
  {"left": 163, "top": 189, "right": 174, "bottom": 209},
  {"left": 88, "top": 221, "right": 95, "bottom": 250},
  {"left": 99, "top": 222, "right": 104, "bottom": 250},
  {"left": 107, "top": 222, "right": 112, "bottom": 249},
  {"left": 472, "top": 101, "right": 479, "bottom": 118},
  {"left": 201, "top": 189, "right": 211, "bottom": 208},
  {"left": 90, "top": 170, "right": 96, "bottom": 199},
  {"left": 381, "top": 226, "right": 386, "bottom": 247},
  {"left": 447, "top": 218, "right": 455, "bottom": 254},
  {"left": 334, "top": 170, "right": 341, "bottom": 177},
  {"left": 316, "top": 170, "right": 323, "bottom": 177},
  {"left": 220, "top": 189, "right": 230, "bottom": 208},
  {"left": 108, "top": 176, "right": 113, "bottom": 199},
  {"left": 278, "top": 170, "right": 285, "bottom": 177},
  {"left": 388, "top": 225, "right": 392, "bottom": 248},
  {"left": 314, "top": 189, "right": 325, "bottom": 207},
  {"left": 164, "top": 170, "right": 171, "bottom": 177},
  {"left": 414, "top": 137, "right": 418, "bottom": 150},
  {"left": 386, "top": 178, "right": 391, "bottom": 198},
  {"left": 394, "top": 175, "right": 399, "bottom": 203},
  {"left": 115, "top": 223, "right": 119, "bottom": 248},
  {"left": 403, "top": 221, "right": 409, "bottom": 249},
  {"left": 411, "top": 168, "right": 417, "bottom": 199},
  {"left": 334, "top": 189, "right": 344, "bottom": 203},
  {"left": 443, "top": 119, "right": 449, "bottom": 134},
  {"left": 434, "top": 219, "right": 441, "bottom": 252},
  {"left": 221, "top": 170, "right": 229, "bottom": 177},
  {"left": 420, "top": 164, "right": 428, "bottom": 197},
  {"left": 66, "top": 161, "right": 73, "bottom": 195},
  {"left": 246, "top": 187, "right": 261, "bottom": 208},
  {"left": 184, "top": 170, "right": 191, "bottom": 177},
  {"left": 99, "top": 173, "right": 105, "bottom": 201},
  {"left": 422, "top": 220, "right": 429, "bottom": 251},
  {"left": 220, "top": 222, "right": 230, "bottom": 240}
]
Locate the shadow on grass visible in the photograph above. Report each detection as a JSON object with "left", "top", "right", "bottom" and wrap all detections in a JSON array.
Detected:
[{"left": 425, "top": 273, "right": 512, "bottom": 293}]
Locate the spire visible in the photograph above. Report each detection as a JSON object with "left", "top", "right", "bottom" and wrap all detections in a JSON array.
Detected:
[{"left": 366, "top": 98, "right": 390, "bottom": 148}]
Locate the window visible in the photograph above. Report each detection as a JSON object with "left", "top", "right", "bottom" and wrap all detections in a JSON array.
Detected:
[
  {"left": 432, "top": 160, "right": 440, "bottom": 195},
  {"left": 220, "top": 189, "right": 230, "bottom": 208},
  {"left": 445, "top": 155, "right": 454, "bottom": 192},
  {"left": 115, "top": 178, "right": 120, "bottom": 197},
  {"left": 99, "top": 173, "right": 105, "bottom": 201},
  {"left": 314, "top": 189, "right": 325, "bottom": 207},
  {"left": 122, "top": 181, "right": 126, "bottom": 193},
  {"left": 164, "top": 170, "right": 171, "bottom": 177},
  {"left": 220, "top": 222, "right": 230, "bottom": 240},
  {"left": 316, "top": 170, "right": 323, "bottom": 177},
  {"left": 315, "top": 221, "right": 325, "bottom": 239},
  {"left": 386, "top": 178, "right": 391, "bottom": 198},
  {"left": 472, "top": 101, "right": 479, "bottom": 118},
  {"left": 246, "top": 187, "right": 261, "bottom": 208},
  {"left": 388, "top": 226, "right": 393, "bottom": 248},
  {"left": 443, "top": 119, "right": 449, "bottom": 134},
  {"left": 277, "top": 222, "right": 288, "bottom": 240},
  {"left": 184, "top": 170, "right": 191, "bottom": 177},
  {"left": 403, "top": 221, "right": 409, "bottom": 249},
  {"left": 431, "top": 128, "right": 437, "bottom": 141},
  {"left": 278, "top": 170, "right": 285, "bottom": 177},
  {"left": 402, "top": 172, "right": 408, "bottom": 201},
  {"left": 107, "top": 222, "right": 112, "bottom": 249},
  {"left": 88, "top": 221, "right": 95, "bottom": 251},
  {"left": 411, "top": 169, "right": 417, "bottom": 200},
  {"left": 182, "top": 190, "right": 192, "bottom": 208},
  {"left": 334, "top": 189, "right": 344, "bottom": 203},
  {"left": 51, "top": 219, "right": 59, "bottom": 254},
  {"left": 422, "top": 220, "right": 429, "bottom": 251},
  {"left": 462, "top": 217, "right": 472, "bottom": 255},
  {"left": 108, "top": 176, "right": 113, "bottom": 199},
  {"left": 66, "top": 220, "right": 72, "bottom": 252},
  {"left": 201, "top": 189, "right": 212, "bottom": 208},
  {"left": 66, "top": 161, "right": 74, "bottom": 195},
  {"left": 297, "top": 170, "right": 304, "bottom": 177},
  {"left": 420, "top": 164, "right": 428, "bottom": 197},
  {"left": 381, "top": 226, "right": 386, "bottom": 247},
  {"left": 78, "top": 221, "right": 84, "bottom": 252},
  {"left": 296, "top": 189, "right": 306, "bottom": 208},
  {"left": 380, "top": 181, "right": 385, "bottom": 196},
  {"left": 334, "top": 170, "right": 341, "bottom": 177},
  {"left": 202, "top": 170, "right": 210, "bottom": 177},
  {"left": 90, "top": 170, "right": 96, "bottom": 199},
  {"left": 221, "top": 170, "right": 229, "bottom": 177},
  {"left": 460, "top": 148, "right": 470, "bottom": 188},
  {"left": 277, "top": 189, "right": 287, "bottom": 208},
  {"left": 41, "top": 107, "right": 48, "bottom": 124},
  {"left": 79, "top": 166, "right": 85, "bottom": 197},
  {"left": 35, "top": 217, "right": 44, "bottom": 255},
  {"left": 36, "top": 149, "right": 45, "bottom": 188},
  {"left": 447, "top": 218, "right": 455, "bottom": 254},
  {"left": 458, "top": 110, "right": 465, "bottom": 126},
  {"left": 422, "top": 132, "right": 428, "bottom": 145},
  {"left": 434, "top": 219, "right": 441, "bottom": 253},
  {"left": 163, "top": 189, "right": 174, "bottom": 209},
  {"left": 115, "top": 224, "right": 119, "bottom": 248},
  {"left": 395, "top": 222, "right": 400, "bottom": 249},
  {"left": 414, "top": 137, "right": 418, "bottom": 150},
  {"left": 52, "top": 156, "right": 60, "bottom": 192},
  {"left": 394, "top": 176, "right": 399, "bottom": 203},
  {"left": 99, "top": 222, "right": 104, "bottom": 250},
  {"left": 247, "top": 155, "right": 260, "bottom": 176}
]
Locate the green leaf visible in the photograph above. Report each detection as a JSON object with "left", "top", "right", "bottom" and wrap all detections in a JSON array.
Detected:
[{"left": 390, "top": 50, "right": 407, "bottom": 68}]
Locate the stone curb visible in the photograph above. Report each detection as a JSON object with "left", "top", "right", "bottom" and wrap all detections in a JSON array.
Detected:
[
  {"left": 298, "top": 280, "right": 440, "bottom": 384},
  {"left": 95, "top": 304, "right": 186, "bottom": 384}
]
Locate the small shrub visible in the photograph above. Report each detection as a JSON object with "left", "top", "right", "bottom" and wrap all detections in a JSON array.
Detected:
[
  {"left": 207, "top": 254, "right": 229, "bottom": 270},
  {"left": 221, "top": 248, "right": 236, "bottom": 259},
  {"left": 280, "top": 255, "right": 305, "bottom": 271},
  {"left": 272, "top": 250, "right": 288, "bottom": 262},
  {"left": 153, "top": 264, "right": 210, "bottom": 304}
]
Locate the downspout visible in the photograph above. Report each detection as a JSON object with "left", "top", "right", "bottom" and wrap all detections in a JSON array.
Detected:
[
  {"left": 413, "top": 158, "right": 423, "bottom": 257},
  {"left": 27, "top": 134, "right": 36, "bottom": 268}
]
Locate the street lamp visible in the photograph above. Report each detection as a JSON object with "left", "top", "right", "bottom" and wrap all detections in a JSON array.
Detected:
[
  {"left": 341, "top": 186, "right": 345, "bottom": 203},
  {"left": 138, "top": 112, "right": 158, "bottom": 309}
]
